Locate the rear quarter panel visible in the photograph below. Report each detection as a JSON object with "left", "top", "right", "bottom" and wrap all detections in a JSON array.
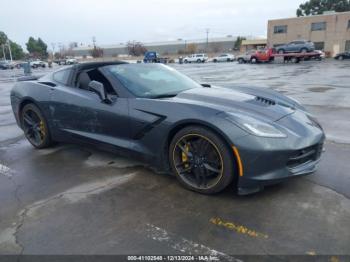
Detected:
[{"left": 11, "top": 81, "right": 53, "bottom": 128}]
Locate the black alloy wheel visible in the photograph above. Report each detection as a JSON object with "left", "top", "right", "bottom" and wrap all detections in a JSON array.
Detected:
[
  {"left": 21, "top": 104, "right": 52, "bottom": 149},
  {"left": 170, "top": 126, "right": 235, "bottom": 194}
]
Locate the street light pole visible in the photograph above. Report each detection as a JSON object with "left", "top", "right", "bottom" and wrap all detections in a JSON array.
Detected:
[
  {"left": 7, "top": 40, "right": 13, "bottom": 62},
  {"left": 206, "top": 28, "right": 210, "bottom": 52}
]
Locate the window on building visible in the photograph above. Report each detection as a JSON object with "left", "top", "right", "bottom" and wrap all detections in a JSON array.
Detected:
[
  {"left": 274, "top": 25, "right": 287, "bottom": 34},
  {"left": 345, "top": 40, "right": 350, "bottom": 52},
  {"left": 314, "top": 42, "right": 325, "bottom": 50},
  {"left": 311, "top": 22, "right": 327, "bottom": 31}
]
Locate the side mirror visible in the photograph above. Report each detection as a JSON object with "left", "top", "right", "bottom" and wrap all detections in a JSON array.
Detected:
[
  {"left": 201, "top": 83, "right": 211, "bottom": 88},
  {"left": 88, "top": 80, "right": 107, "bottom": 102}
]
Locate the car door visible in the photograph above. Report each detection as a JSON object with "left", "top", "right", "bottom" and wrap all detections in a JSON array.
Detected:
[
  {"left": 49, "top": 68, "right": 131, "bottom": 149},
  {"left": 286, "top": 42, "right": 295, "bottom": 52}
]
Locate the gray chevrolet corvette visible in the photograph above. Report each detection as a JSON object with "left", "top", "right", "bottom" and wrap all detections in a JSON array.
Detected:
[{"left": 11, "top": 61, "right": 325, "bottom": 195}]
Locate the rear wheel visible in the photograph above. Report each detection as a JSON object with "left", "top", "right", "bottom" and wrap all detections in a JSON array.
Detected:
[
  {"left": 238, "top": 58, "right": 244, "bottom": 64},
  {"left": 338, "top": 55, "right": 344, "bottom": 60},
  {"left": 169, "top": 126, "right": 235, "bottom": 194},
  {"left": 21, "top": 104, "right": 53, "bottom": 149},
  {"left": 197, "top": 59, "right": 201, "bottom": 63},
  {"left": 278, "top": 49, "right": 285, "bottom": 54}
]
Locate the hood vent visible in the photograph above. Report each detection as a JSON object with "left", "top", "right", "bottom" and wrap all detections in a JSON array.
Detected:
[{"left": 255, "top": 96, "right": 276, "bottom": 106}]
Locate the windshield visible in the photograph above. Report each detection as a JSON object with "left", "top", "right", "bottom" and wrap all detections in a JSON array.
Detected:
[{"left": 106, "top": 64, "right": 201, "bottom": 98}]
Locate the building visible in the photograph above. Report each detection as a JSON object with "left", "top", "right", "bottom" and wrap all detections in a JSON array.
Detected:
[
  {"left": 267, "top": 11, "right": 350, "bottom": 56},
  {"left": 240, "top": 39, "right": 267, "bottom": 52},
  {"left": 72, "top": 36, "right": 239, "bottom": 57}
]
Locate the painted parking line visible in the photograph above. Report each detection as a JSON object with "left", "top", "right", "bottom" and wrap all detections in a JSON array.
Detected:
[
  {"left": 210, "top": 217, "right": 268, "bottom": 239},
  {"left": 146, "top": 224, "right": 242, "bottom": 262}
]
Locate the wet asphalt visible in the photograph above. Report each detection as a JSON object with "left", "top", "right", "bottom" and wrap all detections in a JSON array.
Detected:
[{"left": 0, "top": 60, "right": 349, "bottom": 258}]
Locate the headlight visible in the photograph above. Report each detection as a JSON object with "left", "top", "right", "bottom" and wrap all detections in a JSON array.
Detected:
[{"left": 226, "top": 112, "right": 287, "bottom": 138}]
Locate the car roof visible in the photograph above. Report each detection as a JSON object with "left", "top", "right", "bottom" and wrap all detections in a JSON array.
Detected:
[{"left": 73, "top": 61, "right": 128, "bottom": 70}]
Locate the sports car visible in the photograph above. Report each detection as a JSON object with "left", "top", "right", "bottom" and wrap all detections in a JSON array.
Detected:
[{"left": 10, "top": 62, "right": 325, "bottom": 195}]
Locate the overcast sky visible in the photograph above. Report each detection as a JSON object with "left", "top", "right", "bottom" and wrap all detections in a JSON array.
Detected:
[{"left": 1, "top": 0, "right": 303, "bottom": 50}]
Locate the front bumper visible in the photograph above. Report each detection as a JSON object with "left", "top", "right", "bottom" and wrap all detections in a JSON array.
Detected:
[{"left": 230, "top": 112, "right": 325, "bottom": 195}]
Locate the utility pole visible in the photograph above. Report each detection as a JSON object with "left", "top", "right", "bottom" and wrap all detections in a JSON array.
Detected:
[
  {"left": 92, "top": 36, "right": 96, "bottom": 48},
  {"left": 7, "top": 40, "right": 12, "bottom": 62},
  {"left": 206, "top": 28, "right": 210, "bottom": 52},
  {"left": 51, "top": 43, "right": 56, "bottom": 60},
  {"left": 1, "top": 44, "right": 5, "bottom": 60}
]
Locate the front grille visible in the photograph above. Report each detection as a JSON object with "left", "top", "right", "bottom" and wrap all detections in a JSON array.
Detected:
[{"left": 287, "top": 143, "right": 323, "bottom": 169}]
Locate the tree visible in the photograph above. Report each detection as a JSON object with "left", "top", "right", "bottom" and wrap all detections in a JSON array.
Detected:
[
  {"left": 0, "top": 31, "right": 8, "bottom": 59},
  {"left": 234, "top": 36, "right": 246, "bottom": 50},
  {"left": 127, "top": 41, "right": 147, "bottom": 56},
  {"left": 186, "top": 43, "right": 197, "bottom": 54},
  {"left": 297, "top": 0, "right": 350, "bottom": 16},
  {"left": 26, "top": 37, "right": 48, "bottom": 58},
  {"left": 90, "top": 46, "right": 104, "bottom": 58},
  {"left": 5, "top": 41, "right": 24, "bottom": 60}
]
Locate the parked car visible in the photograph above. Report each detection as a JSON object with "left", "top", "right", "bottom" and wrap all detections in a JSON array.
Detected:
[
  {"left": 54, "top": 59, "right": 66, "bottom": 65},
  {"left": 30, "top": 60, "right": 47, "bottom": 68},
  {"left": 213, "top": 54, "right": 235, "bottom": 62},
  {"left": 275, "top": 40, "right": 315, "bottom": 54},
  {"left": 183, "top": 54, "right": 208, "bottom": 63},
  {"left": 0, "top": 60, "right": 14, "bottom": 70},
  {"left": 237, "top": 50, "right": 255, "bottom": 64},
  {"left": 11, "top": 62, "right": 325, "bottom": 195},
  {"left": 66, "top": 58, "right": 78, "bottom": 65},
  {"left": 334, "top": 51, "right": 350, "bottom": 60}
]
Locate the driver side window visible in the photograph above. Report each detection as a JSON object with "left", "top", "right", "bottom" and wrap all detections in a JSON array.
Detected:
[{"left": 76, "top": 69, "right": 117, "bottom": 95}]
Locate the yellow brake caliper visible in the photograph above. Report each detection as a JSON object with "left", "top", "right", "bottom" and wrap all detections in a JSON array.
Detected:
[
  {"left": 181, "top": 144, "right": 190, "bottom": 168},
  {"left": 39, "top": 120, "right": 46, "bottom": 139}
]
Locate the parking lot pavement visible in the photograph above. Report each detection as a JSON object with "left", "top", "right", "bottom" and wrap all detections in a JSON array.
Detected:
[{"left": 0, "top": 60, "right": 349, "bottom": 257}]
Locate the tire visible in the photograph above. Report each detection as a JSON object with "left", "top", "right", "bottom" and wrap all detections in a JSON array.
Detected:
[
  {"left": 184, "top": 60, "right": 188, "bottom": 64},
  {"left": 197, "top": 59, "right": 201, "bottom": 63},
  {"left": 238, "top": 58, "right": 244, "bottom": 64},
  {"left": 227, "top": 58, "right": 231, "bottom": 62},
  {"left": 338, "top": 56, "right": 344, "bottom": 60},
  {"left": 169, "top": 126, "right": 235, "bottom": 194},
  {"left": 213, "top": 59, "right": 217, "bottom": 63},
  {"left": 21, "top": 103, "right": 53, "bottom": 149},
  {"left": 250, "top": 57, "right": 258, "bottom": 64},
  {"left": 278, "top": 49, "right": 285, "bottom": 54},
  {"left": 291, "top": 57, "right": 299, "bottom": 63}
]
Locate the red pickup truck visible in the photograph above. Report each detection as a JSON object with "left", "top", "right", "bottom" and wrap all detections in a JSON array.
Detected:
[{"left": 249, "top": 48, "right": 322, "bottom": 63}]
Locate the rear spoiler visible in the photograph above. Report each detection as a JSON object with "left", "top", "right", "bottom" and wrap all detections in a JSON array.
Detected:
[{"left": 17, "top": 75, "right": 41, "bottom": 82}]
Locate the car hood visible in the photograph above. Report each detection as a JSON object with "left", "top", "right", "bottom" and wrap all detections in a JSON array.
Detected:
[{"left": 173, "top": 86, "right": 297, "bottom": 122}]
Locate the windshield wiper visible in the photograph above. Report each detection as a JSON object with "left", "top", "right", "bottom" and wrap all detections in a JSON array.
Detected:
[{"left": 150, "top": 93, "right": 179, "bottom": 99}]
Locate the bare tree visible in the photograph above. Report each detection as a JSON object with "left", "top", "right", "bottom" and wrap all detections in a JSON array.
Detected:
[
  {"left": 186, "top": 43, "right": 197, "bottom": 54},
  {"left": 127, "top": 41, "right": 147, "bottom": 56}
]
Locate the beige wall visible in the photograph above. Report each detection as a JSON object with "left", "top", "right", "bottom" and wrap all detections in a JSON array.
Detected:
[{"left": 267, "top": 12, "right": 350, "bottom": 56}]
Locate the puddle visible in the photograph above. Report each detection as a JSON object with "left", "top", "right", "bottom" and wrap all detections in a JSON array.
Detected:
[{"left": 308, "top": 87, "right": 335, "bottom": 93}]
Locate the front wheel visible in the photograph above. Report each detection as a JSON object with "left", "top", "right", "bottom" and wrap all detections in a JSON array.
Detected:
[
  {"left": 21, "top": 104, "right": 53, "bottom": 149},
  {"left": 338, "top": 56, "right": 344, "bottom": 60},
  {"left": 250, "top": 57, "right": 258, "bottom": 64},
  {"left": 169, "top": 126, "right": 235, "bottom": 194}
]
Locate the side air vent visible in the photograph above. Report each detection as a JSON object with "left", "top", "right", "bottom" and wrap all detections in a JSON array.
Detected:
[
  {"left": 255, "top": 96, "right": 276, "bottom": 106},
  {"left": 39, "top": 82, "right": 56, "bottom": 87}
]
